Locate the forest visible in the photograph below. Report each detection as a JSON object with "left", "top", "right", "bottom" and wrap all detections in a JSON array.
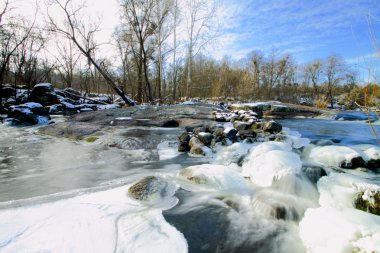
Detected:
[{"left": 0, "top": 0, "right": 365, "bottom": 107}]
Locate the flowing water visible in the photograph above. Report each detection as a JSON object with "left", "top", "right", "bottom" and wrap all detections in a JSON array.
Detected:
[{"left": 0, "top": 112, "right": 379, "bottom": 253}]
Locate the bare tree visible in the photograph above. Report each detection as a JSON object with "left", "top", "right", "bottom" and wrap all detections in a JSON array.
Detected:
[
  {"left": 305, "top": 60, "right": 323, "bottom": 96},
  {"left": 47, "top": 0, "right": 135, "bottom": 106},
  {"left": 325, "top": 55, "right": 345, "bottom": 108},
  {"left": 185, "top": 0, "right": 216, "bottom": 99},
  {"left": 53, "top": 40, "right": 80, "bottom": 88},
  {"left": 120, "top": 0, "right": 157, "bottom": 103},
  {"left": 0, "top": 3, "right": 36, "bottom": 107}
]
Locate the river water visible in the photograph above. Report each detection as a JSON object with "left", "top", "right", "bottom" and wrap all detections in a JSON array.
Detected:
[{"left": 0, "top": 112, "right": 379, "bottom": 253}]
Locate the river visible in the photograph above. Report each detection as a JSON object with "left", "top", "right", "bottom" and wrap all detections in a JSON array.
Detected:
[{"left": 0, "top": 111, "right": 379, "bottom": 253}]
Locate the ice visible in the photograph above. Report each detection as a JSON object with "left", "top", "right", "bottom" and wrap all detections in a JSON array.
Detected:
[
  {"left": 115, "top": 117, "right": 133, "bottom": 120},
  {"left": 215, "top": 142, "right": 252, "bottom": 165},
  {"left": 157, "top": 141, "right": 180, "bottom": 160},
  {"left": 178, "top": 164, "right": 248, "bottom": 192},
  {"left": 242, "top": 149, "right": 302, "bottom": 187},
  {"left": 299, "top": 173, "right": 380, "bottom": 253},
  {"left": 247, "top": 142, "right": 292, "bottom": 159},
  {"left": 354, "top": 144, "right": 380, "bottom": 161},
  {"left": 281, "top": 128, "right": 310, "bottom": 149},
  {"left": 302, "top": 145, "right": 362, "bottom": 167},
  {"left": 0, "top": 185, "right": 187, "bottom": 253}
]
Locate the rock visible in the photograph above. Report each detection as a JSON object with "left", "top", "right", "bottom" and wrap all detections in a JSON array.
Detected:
[
  {"left": 194, "top": 126, "right": 207, "bottom": 135},
  {"left": 367, "top": 159, "right": 380, "bottom": 170},
  {"left": 353, "top": 191, "right": 380, "bottom": 216},
  {"left": 238, "top": 130, "right": 256, "bottom": 140},
  {"left": 224, "top": 127, "right": 238, "bottom": 140},
  {"left": 179, "top": 132, "right": 191, "bottom": 143},
  {"left": 162, "top": 120, "right": 179, "bottom": 128},
  {"left": 263, "top": 121, "right": 282, "bottom": 134},
  {"left": 29, "top": 83, "right": 59, "bottom": 106},
  {"left": 63, "top": 88, "right": 81, "bottom": 101},
  {"left": 233, "top": 121, "right": 251, "bottom": 131},
  {"left": 301, "top": 166, "right": 327, "bottom": 183},
  {"left": 213, "top": 127, "right": 226, "bottom": 141},
  {"left": 197, "top": 132, "right": 214, "bottom": 146},
  {"left": 1, "top": 86, "right": 15, "bottom": 98},
  {"left": 215, "top": 113, "right": 227, "bottom": 122},
  {"left": 185, "top": 126, "right": 194, "bottom": 132},
  {"left": 189, "top": 137, "right": 207, "bottom": 156},
  {"left": 178, "top": 132, "right": 191, "bottom": 152},
  {"left": 7, "top": 102, "right": 50, "bottom": 125},
  {"left": 251, "top": 122, "right": 263, "bottom": 131},
  {"left": 128, "top": 176, "right": 172, "bottom": 201},
  {"left": 340, "top": 156, "right": 366, "bottom": 169}
]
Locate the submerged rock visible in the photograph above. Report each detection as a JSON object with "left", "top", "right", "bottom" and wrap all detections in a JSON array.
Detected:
[
  {"left": 128, "top": 176, "right": 173, "bottom": 201},
  {"left": 353, "top": 191, "right": 380, "bottom": 216},
  {"left": 301, "top": 166, "right": 327, "bottom": 183}
]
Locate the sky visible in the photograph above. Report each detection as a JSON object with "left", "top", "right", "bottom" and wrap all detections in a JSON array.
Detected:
[{"left": 8, "top": 0, "right": 380, "bottom": 81}]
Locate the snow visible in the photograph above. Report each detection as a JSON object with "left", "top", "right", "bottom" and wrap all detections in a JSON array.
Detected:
[
  {"left": 115, "top": 117, "right": 133, "bottom": 120},
  {"left": 21, "top": 102, "right": 43, "bottom": 109},
  {"left": 34, "top": 83, "right": 53, "bottom": 88},
  {"left": 354, "top": 144, "right": 380, "bottom": 161},
  {"left": 97, "top": 104, "right": 121, "bottom": 110}
]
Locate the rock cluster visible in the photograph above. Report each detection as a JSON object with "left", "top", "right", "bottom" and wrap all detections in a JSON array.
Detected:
[
  {"left": 2, "top": 83, "right": 122, "bottom": 125},
  {"left": 178, "top": 108, "right": 283, "bottom": 156}
]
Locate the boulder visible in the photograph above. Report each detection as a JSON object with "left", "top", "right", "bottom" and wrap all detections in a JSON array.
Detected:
[
  {"left": 7, "top": 102, "right": 50, "bottom": 125},
  {"left": 353, "top": 191, "right": 380, "bottom": 216},
  {"left": 233, "top": 121, "right": 251, "bottom": 131},
  {"left": 189, "top": 137, "right": 207, "bottom": 156},
  {"left": 224, "top": 127, "right": 238, "bottom": 140},
  {"left": 197, "top": 132, "right": 214, "bottom": 146},
  {"left": 1, "top": 86, "right": 15, "bottom": 98},
  {"left": 263, "top": 121, "right": 282, "bottom": 134},
  {"left": 238, "top": 130, "right": 256, "bottom": 140},
  {"left": 29, "top": 83, "right": 59, "bottom": 106},
  {"left": 367, "top": 159, "right": 380, "bottom": 170}
]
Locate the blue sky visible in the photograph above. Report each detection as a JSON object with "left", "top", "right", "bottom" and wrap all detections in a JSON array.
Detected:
[{"left": 215, "top": 0, "right": 380, "bottom": 80}]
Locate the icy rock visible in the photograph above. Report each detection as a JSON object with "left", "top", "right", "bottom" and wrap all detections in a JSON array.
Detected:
[
  {"left": 179, "top": 164, "right": 247, "bottom": 191},
  {"left": 224, "top": 127, "right": 238, "bottom": 140},
  {"left": 242, "top": 148, "right": 302, "bottom": 187},
  {"left": 128, "top": 176, "right": 176, "bottom": 201},
  {"left": 303, "top": 145, "right": 366, "bottom": 169}
]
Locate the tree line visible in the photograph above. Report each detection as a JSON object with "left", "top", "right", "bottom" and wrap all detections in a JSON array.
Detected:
[{"left": 0, "top": 0, "right": 360, "bottom": 107}]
